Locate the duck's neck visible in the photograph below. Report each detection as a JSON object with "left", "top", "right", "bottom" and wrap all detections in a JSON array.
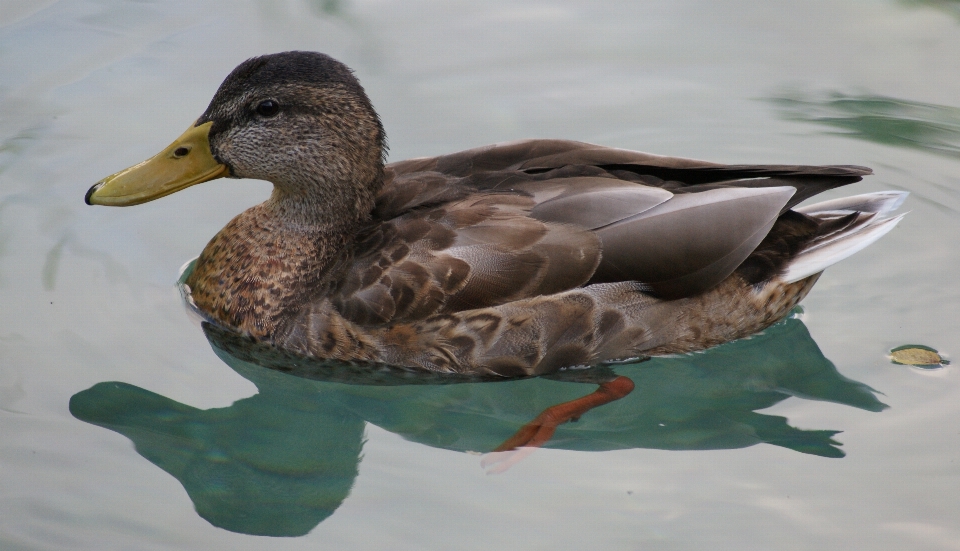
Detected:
[
  {"left": 262, "top": 167, "right": 380, "bottom": 231},
  {"left": 185, "top": 183, "right": 374, "bottom": 340}
]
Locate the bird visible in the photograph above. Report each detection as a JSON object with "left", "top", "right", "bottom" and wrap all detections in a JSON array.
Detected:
[{"left": 86, "top": 51, "right": 906, "bottom": 379}]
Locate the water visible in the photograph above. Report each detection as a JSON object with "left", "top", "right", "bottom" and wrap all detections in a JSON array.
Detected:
[{"left": 2, "top": 1, "right": 959, "bottom": 549}]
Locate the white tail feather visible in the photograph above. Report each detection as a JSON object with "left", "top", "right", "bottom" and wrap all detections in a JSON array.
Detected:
[
  {"left": 782, "top": 213, "right": 905, "bottom": 283},
  {"left": 796, "top": 191, "right": 909, "bottom": 216}
]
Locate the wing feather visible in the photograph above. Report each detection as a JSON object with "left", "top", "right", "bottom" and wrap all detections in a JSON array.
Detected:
[
  {"left": 332, "top": 192, "right": 601, "bottom": 325},
  {"left": 592, "top": 186, "right": 796, "bottom": 298}
]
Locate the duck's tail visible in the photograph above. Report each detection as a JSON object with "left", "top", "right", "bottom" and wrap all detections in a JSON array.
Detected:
[{"left": 780, "top": 191, "right": 908, "bottom": 283}]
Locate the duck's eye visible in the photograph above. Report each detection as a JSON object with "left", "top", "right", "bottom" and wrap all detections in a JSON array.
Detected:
[{"left": 255, "top": 99, "right": 280, "bottom": 118}]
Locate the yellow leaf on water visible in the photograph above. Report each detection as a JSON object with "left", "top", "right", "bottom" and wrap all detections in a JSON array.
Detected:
[{"left": 890, "top": 345, "right": 946, "bottom": 366}]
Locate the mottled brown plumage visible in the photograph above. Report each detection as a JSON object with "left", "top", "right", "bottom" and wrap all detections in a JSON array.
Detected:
[{"left": 95, "top": 51, "right": 906, "bottom": 376}]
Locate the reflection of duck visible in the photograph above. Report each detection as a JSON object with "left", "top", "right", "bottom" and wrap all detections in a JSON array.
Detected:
[
  {"left": 86, "top": 51, "right": 906, "bottom": 375},
  {"left": 70, "top": 315, "right": 885, "bottom": 537}
]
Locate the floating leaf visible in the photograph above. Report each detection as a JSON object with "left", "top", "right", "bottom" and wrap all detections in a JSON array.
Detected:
[{"left": 890, "top": 345, "right": 948, "bottom": 367}]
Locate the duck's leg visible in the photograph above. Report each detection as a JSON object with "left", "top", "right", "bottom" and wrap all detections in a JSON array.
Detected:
[
  {"left": 482, "top": 375, "right": 634, "bottom": 473},
  {"left": 496, "top": 376, "right": 635, "bottom": 451}
]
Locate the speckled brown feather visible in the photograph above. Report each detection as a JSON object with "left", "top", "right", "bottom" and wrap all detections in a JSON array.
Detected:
[{"left": 186, "top": 204, "right": 338, "bottom": 340}]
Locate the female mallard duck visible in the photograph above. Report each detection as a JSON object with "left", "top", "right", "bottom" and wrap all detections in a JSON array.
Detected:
[{"left": 86, "top": 51, "right": 905, "bottom": 377}]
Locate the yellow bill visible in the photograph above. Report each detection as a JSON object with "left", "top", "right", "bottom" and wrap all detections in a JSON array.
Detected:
[{"left": 86, "top": 121, "right": 228, "bottom": 206}]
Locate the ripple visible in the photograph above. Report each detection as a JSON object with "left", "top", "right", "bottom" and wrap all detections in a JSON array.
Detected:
[
  {"left": 769, "top": 91, "right": 960, "bottom": 159},
  {"left": 900, "top": 0, "right": 960, "bottom": 19}
]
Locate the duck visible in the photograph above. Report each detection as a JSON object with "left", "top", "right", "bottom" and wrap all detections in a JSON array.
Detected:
[{"left": 86, "top": 51, "right": 906, "bottom": 378}]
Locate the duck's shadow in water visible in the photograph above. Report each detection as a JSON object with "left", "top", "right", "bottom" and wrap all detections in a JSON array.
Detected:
[{"left": 69, "top": 313, "right": 885, "bottom": 537}]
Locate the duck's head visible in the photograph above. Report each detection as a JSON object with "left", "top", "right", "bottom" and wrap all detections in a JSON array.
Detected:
[{"left": 86, "top": 51, "right": 386, "bottom": 228}]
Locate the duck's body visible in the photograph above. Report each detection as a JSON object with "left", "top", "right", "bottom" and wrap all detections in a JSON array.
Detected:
[{"left": 88, "top": 52, "right": 906, "bottom": 376}]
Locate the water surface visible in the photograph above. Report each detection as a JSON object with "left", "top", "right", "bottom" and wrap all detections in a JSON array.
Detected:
[{"left": 2, "top": 1, "right": 959, "bottom": 549}]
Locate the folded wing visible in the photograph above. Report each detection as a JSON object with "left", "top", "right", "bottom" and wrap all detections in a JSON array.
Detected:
[{"left": 338, "top": 140, "right": 872, "bottom": 323}]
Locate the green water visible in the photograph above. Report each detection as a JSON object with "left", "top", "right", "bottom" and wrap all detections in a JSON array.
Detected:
[{"left": 2, "top": 1, "right": 959, "bottom": 549}]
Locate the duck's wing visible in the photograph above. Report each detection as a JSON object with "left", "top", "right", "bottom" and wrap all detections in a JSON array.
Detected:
[
  {"left": 380, "top": 139, "right": 869, "bottom": 218},
  {"left": 329, "top": 192, "right": 602, "bottom": 326},
  {"left": 377, "top": 140, "right": 870, "bottom": 300},
  {"left": 339, "top": 182, "right": 795, "bottom": 327},
  {"left": 388, "top": 138, "right": 870, "bottom": 210}
]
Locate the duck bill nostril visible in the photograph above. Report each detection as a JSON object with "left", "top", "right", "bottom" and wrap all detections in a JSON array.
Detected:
[{"left": 174, "top": 147, "right": 190, "bottom": 158}]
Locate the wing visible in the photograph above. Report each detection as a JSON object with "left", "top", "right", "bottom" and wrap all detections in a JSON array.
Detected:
[
  {"left": 389, "top": 138, "right": 869, "bottom": 181},
  {"left": 388, "top": 139, "right": 868, "bottom": 211},
  {"left": 375, "top": 140, "right": 869, "bottom": 301},
  {"left": 329, "top": 192, "right": 602, "bottom": 325}
]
